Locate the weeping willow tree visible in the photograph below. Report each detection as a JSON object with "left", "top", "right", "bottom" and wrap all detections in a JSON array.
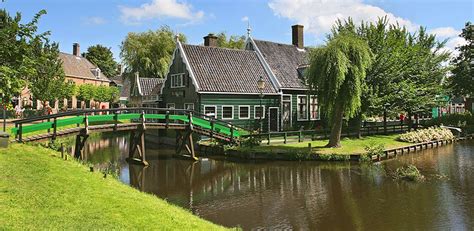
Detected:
[{"left": 306, "top": 33, "right": 372, "bottom": 147}]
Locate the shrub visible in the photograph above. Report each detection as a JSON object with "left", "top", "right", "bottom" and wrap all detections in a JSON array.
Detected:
[
  {"left": 240, "top": 135, "right": 262, "bottom": 147},
  {"left": 394, "top": 165, "right": 425, "bottom": 181},
  {"left": 398, "top": 126, "right": 454, "bottom": 143}
]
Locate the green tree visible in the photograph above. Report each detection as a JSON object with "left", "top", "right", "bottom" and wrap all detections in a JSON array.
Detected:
[
  {"left": 307, "top": 33, "right": 372, "bottom": 147},
  {"left": 28, "top": 40, "right": 65, "bottom": 109},
  {"left": 331, "top": 17, "right": 450, "bottom": 132},
  {"left": 0, "top": 9, "right": 47, "bottom": 99},
  {"left": 120, "top": 26, "right": 186, "bottom": 79},
  {"left": 94, "top": 85, "right": 110, "bottom": 103},
  {"left": 215, "top": 32, "right": 246, "bottom": 49},
  {"left": 78, "top": 84, "right": 95, "bottom": 102},
  {"left": 82, "top": 45, "right": 118, "bottom": 78},
  {"left": 449, "top": 22, "right": 473, "bottom": 96}
]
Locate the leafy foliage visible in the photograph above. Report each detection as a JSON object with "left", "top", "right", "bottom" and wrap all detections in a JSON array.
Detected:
[
  {"left": 82, "top": 45, "right": 118, "bottom": 78},
  {"left": 120, "top": 26, "right": 186, "bottom": 79},
  {"left": 78, "top": 84, "right": 118, "bottom": 103},
  {"left": 398, "top": 126, "right": 454, "bottom": 143},
  {"left": 0, "top": 9, "right": 48, "bottom": 99},
  {"left": 306, "top": 33, "right": 372, "bottom": 147},
  {"left": 448, "top": 22, "right": 473, "bottom": 96},
  {"left": 214, "top": 32, "right": 246, "bottom": 49},
  {"left": 28, "top": 40, "right": 65, "bottom": 106},
  {"left": 394, "top": 165, "right": 425, "bottom": 182},
  {"left": 331, "top": 17, "right": 450, "bottom": 119}
]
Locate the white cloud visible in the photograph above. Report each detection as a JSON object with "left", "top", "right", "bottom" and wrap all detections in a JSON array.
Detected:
[
  {"left": 241, "top": 16, "right": 249, "bottom": 22},
  {"left": 268, "top": 0, "right": 418, "bottom": 37},
  {"left": 428, "top": 27, "right": 466, "bottom": 56},
  {"left": 83, "top": 17, "right": 106, "bottom": 25},
  {"left": 119, "top": 0, "right": 204, "bottom": 25},
  {"left": 428, "top": 27, "right": 460, "bottom": 38}
]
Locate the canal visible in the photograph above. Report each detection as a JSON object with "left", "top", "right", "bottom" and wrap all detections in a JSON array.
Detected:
[{"left": 77, "top": 132, "right": 474, "bottom": 230}]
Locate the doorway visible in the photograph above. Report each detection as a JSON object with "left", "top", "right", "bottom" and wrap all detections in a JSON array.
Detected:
[{"left": 269, "top": 107, "right": 279, "bottom": 132}]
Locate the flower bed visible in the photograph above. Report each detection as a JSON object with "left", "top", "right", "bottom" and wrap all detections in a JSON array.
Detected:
[{"left": 398, "top": 126, "right": 454, "bottom": 143}]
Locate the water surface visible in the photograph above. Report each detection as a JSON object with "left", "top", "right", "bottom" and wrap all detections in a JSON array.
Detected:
[{"left": 79, "top": 133, "right": 474, "bottom": 230}]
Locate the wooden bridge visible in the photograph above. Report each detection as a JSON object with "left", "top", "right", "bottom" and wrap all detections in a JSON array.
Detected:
[{"left": 11, "top": 108, "right": 249, "bottom": 164}]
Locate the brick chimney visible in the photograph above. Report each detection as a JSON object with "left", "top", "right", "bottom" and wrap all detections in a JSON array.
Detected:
[
  {"left": 291, "top": 25, "right": 304, "bottom": 49},
  {"left": 204, "top": 33, "right": 218, "bottom": 47},
  {"left": 73, "top": 43, "right": 80, "bottom": 56}
]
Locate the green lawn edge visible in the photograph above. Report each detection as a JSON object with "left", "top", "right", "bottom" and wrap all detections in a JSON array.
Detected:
[
  {"left": 0, "top": 143, "right": 229, "bottom": 230},
  {"left": 235, "top": 134, "right": 409, "bottom": 156}
]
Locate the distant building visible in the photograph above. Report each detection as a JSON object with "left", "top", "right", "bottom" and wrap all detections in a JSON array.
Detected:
[
  {"left": 129, "top": 73, "right": 164, "bottom": 107},
  {"left": 110, "top": 76, "right": 131, "bottom": 107},
  {"left": 19, "top": 43, "right": 111, "bottom": 111}
]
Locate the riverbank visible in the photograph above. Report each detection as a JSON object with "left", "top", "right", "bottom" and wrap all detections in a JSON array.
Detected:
[
  {"left": 0, "top": 144, "right": 226, "bottom": 230},
  {"left": 200, "top": 134, "right": 468, "bottom": 161}
]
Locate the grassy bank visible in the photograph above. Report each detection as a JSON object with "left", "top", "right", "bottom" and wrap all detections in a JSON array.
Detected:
[
  {"left": 0, "top": 144, "right": 226, "bottom": 230},
  {"left": 235, "top": 134, "right": 408, "bottom": 156}
]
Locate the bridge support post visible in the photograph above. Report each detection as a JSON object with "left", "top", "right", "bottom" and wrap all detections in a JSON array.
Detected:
[
  {"left": 127, "top": 111, "right": 148, "bottom": 166},
  {"left": 74, "top": 133, "right": 89, "bottom": 159},
  {"left": 175, "top": 112, "right": 197, "bottom": 160}
]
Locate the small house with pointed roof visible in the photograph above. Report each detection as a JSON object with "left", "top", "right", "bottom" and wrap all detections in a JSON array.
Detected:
[
  {"left": 160, "top": 25, "right": 321, "bottom": 131},
  {"left": 130, "top": 73, "right": 165, "bottom": 107}
]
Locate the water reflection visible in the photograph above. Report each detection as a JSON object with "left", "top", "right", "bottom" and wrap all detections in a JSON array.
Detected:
[{"left": 80, "top": 133, "right": 474, "bottom": 230}]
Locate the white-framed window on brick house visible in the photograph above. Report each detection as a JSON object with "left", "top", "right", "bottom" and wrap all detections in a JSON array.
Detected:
[
  {"left": 204, "top": 105, "right": 217, "bottom": 118},
  {"left": 239, "top": 105, "right": 250, "bottom": 119},
  {"left": 222, "top": 105, "right": 234, "bottom": 120},
  {"left": 310, "top": 95, "right": 320, "bottom": 120},
  {"left": 254, "top": 105, "right": 265, "bottom": 119},
  {"left": 184, "top": 103, "right": 194, "bottom": 111},
  {"left": 297, "top": 95, "right": 308, "bottom": 121},
  {"left": 171, "top": 73, "right": 185, "bottom": 88}
]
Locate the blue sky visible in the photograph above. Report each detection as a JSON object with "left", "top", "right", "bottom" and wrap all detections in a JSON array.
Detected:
[{"left": 3, "top": 0, "right": 473, "bottom": 61}]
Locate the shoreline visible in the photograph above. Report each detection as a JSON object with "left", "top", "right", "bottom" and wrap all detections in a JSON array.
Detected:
[{"left": 198, "top": 135, "right": 473, "bottom": 162}]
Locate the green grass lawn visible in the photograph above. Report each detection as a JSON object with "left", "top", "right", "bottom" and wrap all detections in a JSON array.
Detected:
[
  {"left": 0, "top": 143, "right": 227, "bottom": 230},
  {"left": 240, "top": 134, "right": 409, "bottom": 155}
]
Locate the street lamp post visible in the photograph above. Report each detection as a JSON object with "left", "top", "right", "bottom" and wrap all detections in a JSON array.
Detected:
[
  {"left": 257, "top": 76, "right": 265, "bottom": 133},
  {"left": 1, "top": 93, "right": 6, "bottom": 132},
  {"left": 383, "top": 103, "right": 390, "bottom": 135}
]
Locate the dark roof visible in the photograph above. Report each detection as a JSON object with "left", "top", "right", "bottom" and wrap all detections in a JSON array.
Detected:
[
  {"left": 253, "top": 40, "right": 308, "bottom": 89},
  {"left": 182, "top": 44, "right": 277, "bottom": 94},
  {"left": 121, "top": 78, "right": 131, "bottom": 98},
  {"left": 139, "top": 78, "right": 164, "bottom": 96},
  {"left": 59, "top": 53, "right": 110, "bottom": 82}
]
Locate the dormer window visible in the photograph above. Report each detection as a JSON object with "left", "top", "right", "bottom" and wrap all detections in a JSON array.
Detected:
[
  {"left": 91, "top": 68, "right": 101, "bottom": 79},
  {"left": 297, "top": 65, "right": 308, "bottom": 85}
]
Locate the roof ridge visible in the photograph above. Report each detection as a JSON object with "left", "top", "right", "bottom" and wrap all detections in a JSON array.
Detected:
[{"left": 182, "top": 43, "right": 256, "bottom": 54}]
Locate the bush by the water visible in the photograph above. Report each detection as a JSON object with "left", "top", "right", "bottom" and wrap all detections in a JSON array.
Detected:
[
  {"left": 424, "top": 112, "right": 474, "bottom": 134},
  {"left": 394, "top": 165, "right": 425, "bottom": 181},
  {"left": 398, "top": 127, "right": 454, "bottom": 143}
]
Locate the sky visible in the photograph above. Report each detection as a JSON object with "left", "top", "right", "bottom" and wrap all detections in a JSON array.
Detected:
[{"left": 3, "top": 0, "right": 473, "bottom": 61}]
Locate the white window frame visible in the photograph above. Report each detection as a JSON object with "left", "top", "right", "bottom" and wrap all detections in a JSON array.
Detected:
[
  {"left": 166, "top": 103, "right": 175, "bottom": 109},
  {"left": 203, "top": 105, "right": 217, "bottom": 119},
  {"left": 297, "top": 95, "right": 308, "bottom": 121},
  {"left": 184, "top": 103, "right": 194, "bottom": 111},
  {"left": 309, "top": 95, "right": 320, "bottom": 120},
  {"left": 282, "top": 94, "right": 292, "bottom": 128},
  {"left": 170, "top": 73, "right": 185, "bottom": 88},
  {"left": 221, "top": 105, "right": 234, "bottom": 120},
  {"left": 254, "top": 105, "right": 265, "bottom": 119},
  {"left": 238, "top": 105, "right": 250, "bottom": 119}
]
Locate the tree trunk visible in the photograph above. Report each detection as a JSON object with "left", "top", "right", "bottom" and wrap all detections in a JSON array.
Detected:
[
  {"left": 326, "top": 103, "right": 344, "bottom": 148},
  {"left": 355, "top": 113, "right": 362, "bottom": 139}
]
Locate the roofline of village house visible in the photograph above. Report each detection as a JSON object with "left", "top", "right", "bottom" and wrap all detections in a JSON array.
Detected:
[
  {"left": 245, "top": 36, "right": 282, "bottom": 92},
  {"left": 198, "top": 91, "right": 281, "bottom": 95},
  {"left": 66, "top": 74, "right": 110, "bottom": 82}
]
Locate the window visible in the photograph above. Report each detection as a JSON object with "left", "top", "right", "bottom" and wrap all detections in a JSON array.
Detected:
[
  {"left": 166, "top": 103, "right": 175, "bottom": 109},
  {"left": 239, "top": 106, "right": 250, "bottom": 119},
  {"left": 310, "top": 96, "right": 320, "bottom": 120},
  {"left": 184, "top": 103, "right": 194, "bottom": 111},
  {"left": 297, "top": 95, "right": 308, "bottom": 120},
  {"left": 222, "top": 106, "right": 234, "bottom": 120},
  {"left": 254, "top": 106, "right": 265, "bottom": 119},
  {"left": 204, "top": 106, "right": 217, "bottom": 118},
  {"left": 171, "top": 73, "right": 185, "bottom": 88}
]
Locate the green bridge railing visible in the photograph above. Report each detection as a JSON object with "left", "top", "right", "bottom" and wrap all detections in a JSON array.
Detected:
[{"left": 11, "top": 108, "right": 250, "bottom": 142}]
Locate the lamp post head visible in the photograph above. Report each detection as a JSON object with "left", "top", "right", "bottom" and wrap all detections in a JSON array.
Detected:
[{"left": 257, "top": 76, "right": 265, "bottom": 91}]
